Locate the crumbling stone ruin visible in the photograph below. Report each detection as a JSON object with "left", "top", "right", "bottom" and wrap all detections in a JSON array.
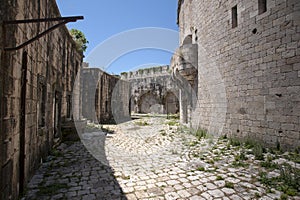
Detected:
[
  {"left": 81, "top": 63, "right": 131, "bottom": 124},
  {"left": 1, "top": 0, "right": 300, "bottom": 199},
  {"left": 121, "top": 66, "right": 180, "bottom": 115},
  {"left": 172, "top": 0, "right": 300, "bottom": 150},
  {"left": 0, "top": 0, "right": 83, "bottom": 199}
]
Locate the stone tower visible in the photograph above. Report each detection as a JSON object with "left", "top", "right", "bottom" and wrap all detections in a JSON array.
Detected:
[{"left": 172, "top": 0, "right": 300, "bottom": 149}]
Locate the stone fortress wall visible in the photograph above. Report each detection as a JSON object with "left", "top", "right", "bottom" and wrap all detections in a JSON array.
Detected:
[
  {"left": 0, "top": 1, "right": 83, "bottom": 199},
  {"left": 81, "top": 63, "right": 131, "bottom": 124},
  {"left": 173, "top": 0, "right": 300, "bottom": 149},
  {"left": 121, "top": 66, "right": 180, "bottom": 115}
]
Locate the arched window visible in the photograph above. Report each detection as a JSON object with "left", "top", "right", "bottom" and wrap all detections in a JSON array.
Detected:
[{"left": 183, "top": 34, "right": 192, "bottom": 45}]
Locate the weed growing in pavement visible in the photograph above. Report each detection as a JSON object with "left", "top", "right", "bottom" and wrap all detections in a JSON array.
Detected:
[
  {"left": 50, "top": 149, "right": 63, "bottom": 157},
  {"left": 101, "top": 126, "right": 114, "bottom": 134},
  {"left": 254, "top": 192, "right": 261, "bottom": 198},
  {"left": 213, "top": 156, "right": 221, "bottom": 162},
  {"left": 244, "top": 138, "right": 257, "bottom": 149},
  {"left": 207, "top": 159, "right": 215, "bottom": 165},
  {"left": 197, "top": 166, "right": 205, "bottom": 171},
  {"left": 295, "top": 146, "right": 300, "bottom": 154},
  {"left": 188, "top": 140, "right": 199, "bottom": 147},
  {"left": 38, "top": 183, "right": 69, "bottom": 195},
  {"left": 194, "top": 128, "right": 207, "bottom": 140},
  {"left": 283, "top": 152, "right": 300, "bottom": 164},
  {"left": 159, "top": 130, "right": 167, "bottom": 136},
  {"left": 219, "top": 134, "right": 227, "bottom": 140},
  {"left": 224, "top": 181, "right": 234, "bottom": 189},
  {"left": 259, "top": 163, "right": 300, "bottom": 197},
  {"left": 180, "top": 126, "right": 209, "bottom": 141},
  {"left": 231, "top": 160, "right": 249, "bottom": 168},
  {"left": 280, "top": 193, "right": 288, "bottom": 200},
  {"left": 171, "top": 149, "right": 178, "bottom": 154},
  {"left": 165, "top": 120, "right": 179, "bottom": 126},
  {"left": 229, "top": 138, "right": 241, "bottom": 147},
  {"left": 253, "top": 144, "right": 265, "bottom": 160},
  {"left": 120, "top": 174, "right": 130, "bottom": 180},
  {"left": 134, "top": 120, "right": 150, "bottom": 126},
  {"left": 260, "top": 155, "right": 279, "bottom": 169},
  {"left": 167, "top": 113, "right": 179, "bottom": 119},
  {"left": 234, "top": 150, "right": 248, "bottom": 161},
  {"left": 85, "top": 123, "right": 102, "bottom": 132},
  {"left": 177, "top": 125, "right": 189, "bottom": 134}
]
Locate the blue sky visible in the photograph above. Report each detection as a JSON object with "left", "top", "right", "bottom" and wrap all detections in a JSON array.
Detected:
[{"left": 56, "top": 0, "right": 179, "bottom": 74}]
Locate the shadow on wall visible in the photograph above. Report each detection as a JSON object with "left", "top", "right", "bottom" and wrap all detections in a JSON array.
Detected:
[{"left": 133, "top": 90, "right": 179, "bottom": 115}]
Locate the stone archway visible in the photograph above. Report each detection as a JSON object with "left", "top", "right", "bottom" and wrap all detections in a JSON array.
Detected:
[
  {"left": 164, "top": 92, "right": 179, "bottom": 114},
  {"left": 138, "top": 92, "right": 162, "bottom": 114}
]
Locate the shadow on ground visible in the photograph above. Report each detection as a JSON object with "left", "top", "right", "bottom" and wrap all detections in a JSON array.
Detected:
[{"left": 23, "top": 126, "right": 127, "bottom": 200}]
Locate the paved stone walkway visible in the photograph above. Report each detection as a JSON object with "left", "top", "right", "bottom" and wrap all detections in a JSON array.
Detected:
[{"left": 23, "top": 117, "right": 300, "bottom": 200}]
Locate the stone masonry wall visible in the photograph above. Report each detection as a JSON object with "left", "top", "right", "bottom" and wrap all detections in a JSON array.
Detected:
[
  {"left": 121, "top": 66, "right": 180, "bottom": 114},
  {"left": 0, "top": 1, "right": 83, "bottom": 199},
  {"left": 177, "top": 0, "right": 300, "bottom": 149},
  {"left": 81, "top": 65, "right": 131, "bottom": 124}
]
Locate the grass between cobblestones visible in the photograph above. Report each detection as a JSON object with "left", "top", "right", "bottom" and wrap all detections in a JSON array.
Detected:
[
  {"left": 176, "top": 121, "right": 300, "bottom": 198},
  {"left": 220, "top": 136, "right": 300, "bottom": 197},
  {"left": 37, "top": 183, "right": 69, "bottom": 196},
  {"left": 23, "top": 117, "right": 300, "bottom": 199}
]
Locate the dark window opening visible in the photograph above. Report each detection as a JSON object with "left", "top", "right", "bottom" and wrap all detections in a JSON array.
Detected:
[
  {"left": 105, "top": 100, "right": 109, "bottom": 113},
  {"left": 232, "top": 5, "right": 238, "bottom": 28},
  {"left": 38, "top": 76, "right": 46, "bottom": 128},
  {"left": 258, "top": 0, "right": 267, "bottom": 14},
  {"left": 67, "top": 95, "right": 72, "bottom": 118}
]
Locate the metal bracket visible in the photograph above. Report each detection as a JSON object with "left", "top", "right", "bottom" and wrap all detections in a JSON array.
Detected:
[{"left": 3, "top": 16, "right": 84, "bottom": 51}]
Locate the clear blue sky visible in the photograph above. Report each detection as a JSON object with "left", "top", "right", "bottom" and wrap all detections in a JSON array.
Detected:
[{"left": 56, "top": 0, "right": 179, "bottom": 74}]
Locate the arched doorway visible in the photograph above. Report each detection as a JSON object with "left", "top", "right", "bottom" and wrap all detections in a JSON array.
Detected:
[
  {"left": 139, "top": 92, "right": 161, "bottom": 114},
  {"left": 164, "top": 92, "right": 179, "bottom": 114}
]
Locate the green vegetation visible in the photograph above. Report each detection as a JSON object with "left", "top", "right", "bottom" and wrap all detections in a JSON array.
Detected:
[
  {"left": 134, "top": 120, "right": 150, "bottom": 126},
  {"left": 224, "top": 181, "right": 234, "bottom": 189},
  {"left": 216, "top": 175, "right": 224, "bottom": 180},
  {"left": 259, "top": 163, "right": 300, "bottom": 197},
  {"left": 101, "top": 126, "right": 114, "bottom": 134},
  {"left": 228, "top": 137, "right": 265, "bottom": 160},
  {"left": 260, "top": 155, "right": 279, "bottom": 169},
  {"left": 195, "top": 128, "right": 207, "bottom": 140},
  {"left": 38, "top": 183, "right": 69, "bottom": 195},
  {"left": 229, "top": 137, "right": 241, "bottom": 147},
  {"left": 50, "top": 149, "right": 63, "bottom": 157},
  {"left": 254, "top": 192, "right": 261, "bottom": 198},
  {"left": 188, "top": 140, "right": 199, "bottom": 147},
  {"left": 167, "top": 113, "right": 179, "bottom": 119},
  {"left": 159, "top": 130, "right": 167, "bottom": 136},
  {"left": 234, "top": 150, "right": 247, "bottom": 161},
  {"left": 121, "top": 174, "right": 130, "bottom": 180},
  {"left": 280, "top": 193, "right": 288, "bottom": 200},
  {"left": 197, "top": 166, "right": 205, "bottom": 171},
  {"left": 219, "top": 134, "right": 227, "bottom": 140},
  {"left": 253, "top": 144, "right": 264, "bottom": 160},
  {"left": 283, "top": 152, "right": 300, "bottom": 164},
  {"left": 85, "top": 123, "right": 102, "bottom": 132},
  {"left": 69, "top": 29, "right": 88, "bottom": 52},
  {"left": 244, "top": 138, "right": 257, "bottom": 149},
  {"left": 232, "top": 160, "right": 249, "bottom": 168},
  {"left": 165, "top": 120, "right": 179, "bottom": 126}
]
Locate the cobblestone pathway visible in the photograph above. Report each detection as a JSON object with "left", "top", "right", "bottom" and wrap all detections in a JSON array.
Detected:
[{"left": 23, "top": 117, "right": 300, "bottom": 200}]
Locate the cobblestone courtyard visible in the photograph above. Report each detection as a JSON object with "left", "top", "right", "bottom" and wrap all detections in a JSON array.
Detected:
[{"left": 23, "top": 116, "right": 300, "bottom": 200}]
